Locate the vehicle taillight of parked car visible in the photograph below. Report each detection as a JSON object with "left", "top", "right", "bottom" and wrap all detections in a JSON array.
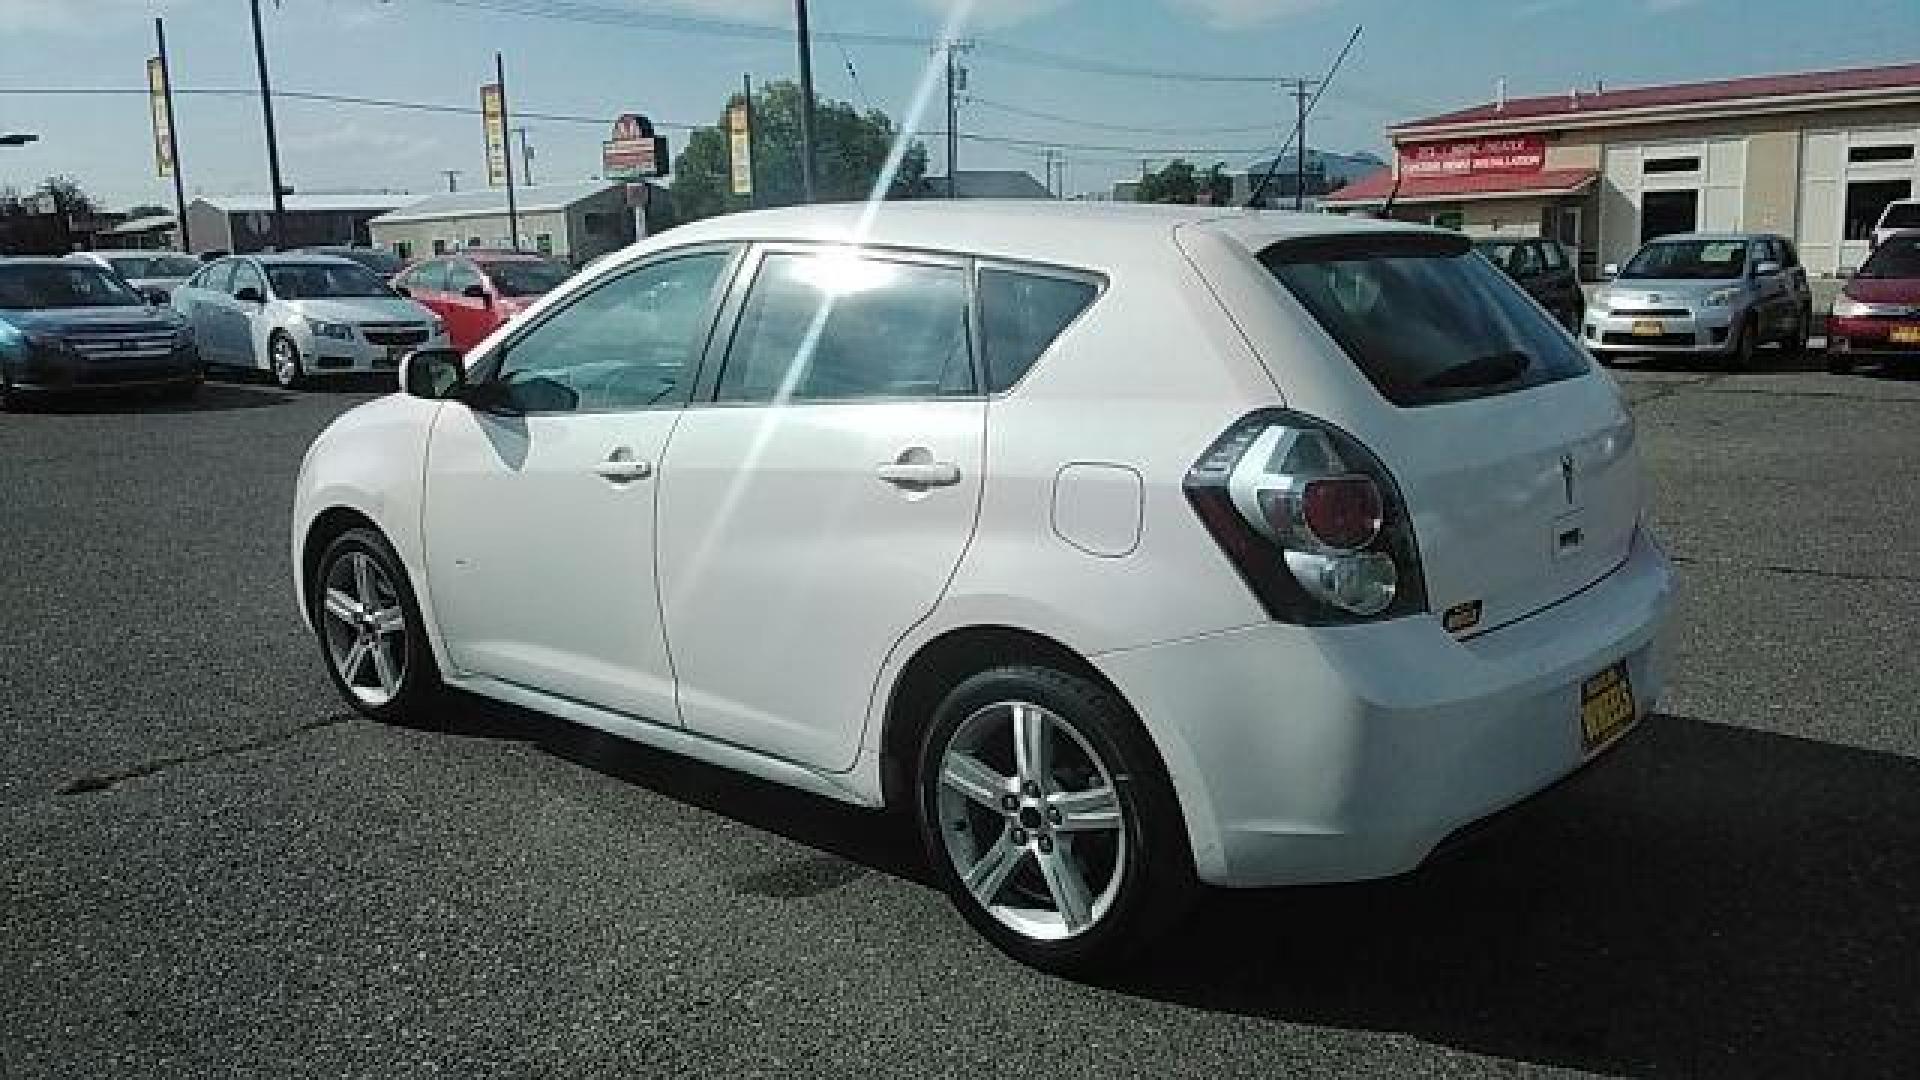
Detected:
[{"left": 1185, "top": 410, "right": 1427, "bottom": 622}]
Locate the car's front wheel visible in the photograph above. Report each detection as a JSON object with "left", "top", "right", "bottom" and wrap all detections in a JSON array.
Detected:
[
  {"left": 1726, "top": 316, "right": 1758, "bottom": 372},
  {"left": 310, "top": 527, "right": 439, "bottom": 723},
  {"left": 270, "top": 331, "right": 305, "bottom": 390},
  {"left": 916, "top": 665, "right": 1192, "bottom": 974}
]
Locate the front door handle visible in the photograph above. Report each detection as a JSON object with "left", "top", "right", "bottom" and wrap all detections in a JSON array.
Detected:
[
  {"left": 876, "top": 452, "right": 961, "bottom": 489},
  {"left": 594, "top": 448, "right": 652, "bottom": 483}
]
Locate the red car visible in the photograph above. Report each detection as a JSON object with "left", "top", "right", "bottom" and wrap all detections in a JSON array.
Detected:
[
  {"left": 393, "top": 251, "right": 572, "bottom": 353},
  {"left": 1829, "top": 230, "right": 1920, "bottom": 374}
]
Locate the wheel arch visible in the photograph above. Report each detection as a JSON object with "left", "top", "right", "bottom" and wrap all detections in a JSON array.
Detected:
[
  {"left": 877, "top": 624, "right": 1168, "bottom": 815},
  {"left": 300, "top": 505, "right": 382, "bottom": 618}
]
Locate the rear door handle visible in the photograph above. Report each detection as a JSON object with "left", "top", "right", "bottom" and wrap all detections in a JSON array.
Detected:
[
  {"left": 593, "top": 450, "right": 652, "bottom": 483},
  {"left": 875, "top": 461, "right": 961, "bottom": 488}
]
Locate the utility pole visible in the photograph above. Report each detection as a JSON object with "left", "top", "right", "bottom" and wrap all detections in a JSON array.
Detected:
[
  {"left": 513, "top": 126, "right": 535, "bottom": 186},
  {"left": 794, "top": 0, "right": 817, "bottom": 202},
  {"left": 742, "top": 72, "right": 757, "bottom": 210},
  {"left": 941, "top": 41, "right": 970, "bottom": 198},
  {"left": 440, "top": 169, "right": 461, "bottom": 192},
  {"left": 248, "top": 0, "right": 286, "bottom": 249},
  {"left": 495, "top": 51, "right": 520, "bottom": 249},
  {"left": 1293, "top": 79, "right": 1311, "bottom": 211},
  {"left": 153, "top": 17, "right": 191, "bottom": 251}
]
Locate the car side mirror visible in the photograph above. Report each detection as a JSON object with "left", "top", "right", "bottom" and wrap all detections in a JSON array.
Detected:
[
  {"left": 1601, "top": 263, "right": 1619, "bottom": 279},
  {"left": 1754, "top": 260, "right": 1783, "bottom": 277},
  {"left": 400, "top": 347, "right": 467, "bottom": 400},
  {"left": 462, "top": 283, "right": 492, "bottom": 305},
  {"left": 234, "top": 286, "right": 264, "bottom": 304}
]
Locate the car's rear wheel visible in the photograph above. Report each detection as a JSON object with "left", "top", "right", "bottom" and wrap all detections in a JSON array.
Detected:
[
  {"left": 916, "top": 665, "right": 1191, "bottom": 974},
  {"left": 311, "top": 528, "right": 439, "bottom": 723},
  {"left": 270, "top": 332, "right": 305, "bottom": 390},
  {"left": 1826, "top": 350, "right": 1854, "bottom": 375}
]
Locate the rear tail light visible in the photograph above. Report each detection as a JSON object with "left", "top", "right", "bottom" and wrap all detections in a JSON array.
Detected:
[{"left": 1186, "top": 410, "right": 1427, "bottom": 623}]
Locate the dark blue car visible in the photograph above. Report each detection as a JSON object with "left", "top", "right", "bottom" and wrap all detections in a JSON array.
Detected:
[{"left": 0, "top": 258, "right": 203, "bottom": 408}]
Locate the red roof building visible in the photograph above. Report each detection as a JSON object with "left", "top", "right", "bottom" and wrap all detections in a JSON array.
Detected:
[{"left": 1324, "top": 62, "right": 1920, "bottom": 279}]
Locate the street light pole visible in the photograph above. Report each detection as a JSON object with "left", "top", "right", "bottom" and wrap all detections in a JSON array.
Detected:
[
  {"left": 794, "top": 0, "right": 818, "bottom": 202},
  {"left": 248, "top": 0, "right": 286, "bottom": 249},
  {"left": 495, "top": 52, "right": 520, "bottom": 250}
]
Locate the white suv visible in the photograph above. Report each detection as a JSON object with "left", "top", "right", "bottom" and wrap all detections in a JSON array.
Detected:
[{"left": 293, "top": 202, "right": 1673, "bottom": 972}]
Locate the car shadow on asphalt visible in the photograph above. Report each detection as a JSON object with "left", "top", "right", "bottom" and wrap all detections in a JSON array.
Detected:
[
  {"left": 10, "top": 381, "right": 292, "bottom": 415},
  {"left": 1108, "top": 715, "right": 1920, "bottom": 1078},
  {"left": 426, "top": 698, "right": 1918, "bottom": 1077}
]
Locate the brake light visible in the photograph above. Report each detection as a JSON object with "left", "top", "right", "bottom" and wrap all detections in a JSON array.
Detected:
[{"left": 1185, "top": 411, "right": 1427, "bottom": 623}]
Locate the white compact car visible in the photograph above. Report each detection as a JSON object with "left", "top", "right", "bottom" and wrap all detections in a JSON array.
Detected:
[
  {"left": 292, "top": 202, "right": 1673, "bottom": 972},
  {"left": 173, "top": 253, "right": 445, "bottom": 388}
]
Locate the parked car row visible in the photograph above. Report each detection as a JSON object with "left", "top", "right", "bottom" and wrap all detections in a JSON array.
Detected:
[{"left": 1827, "top": 229, "right": 1920, "bottom": 374}]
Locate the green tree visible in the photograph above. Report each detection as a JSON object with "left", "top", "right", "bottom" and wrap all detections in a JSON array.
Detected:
[
  {"left": 1201, "top": 163, "right": 1233, "bottom": 206},
  {"left": 36, "top": 175, "right": 97, "bottom": 217},
  {"left": 670, "top": 80, "right": 927, "bottom": 223},
  {"left": 1135, "top": 159, "right": 1198, "bottom": 204}
]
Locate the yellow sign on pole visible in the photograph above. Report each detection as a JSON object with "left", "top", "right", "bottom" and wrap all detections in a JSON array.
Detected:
[
  {"left": 728, "top": 104, "right": 753, "bottom": 197},
  {"left": 147, "top": 56, "right": 174, "bottom": 178},
  {"left": 481, "top": 83, "right": 509, "bottom": 187}
]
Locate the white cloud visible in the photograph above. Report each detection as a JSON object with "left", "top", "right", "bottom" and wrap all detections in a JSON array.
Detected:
[
  {"left": 285, "top": 121, "right": 439, "bottom": 161},
  {"left": 1164, "top": 0, "right": 1332, "bottom": 29}
]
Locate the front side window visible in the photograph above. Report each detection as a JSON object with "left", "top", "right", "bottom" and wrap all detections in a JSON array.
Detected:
[
  {"left": 0, "top": 264, "right": 145, "bottom": 309},
  {"left": 978, "top": 267, "right": 1098, "bottom": 393},
  {"left": 1263, "top": 233, "right": 1589, "bottom": 409},
  {"left": 717, "top": 251, "right": 973, "bottom": 404},
  {"left": 486, "top": 250, "right": 730, "bottom": 414},
  {"left": 230, "top": 261, "right": 268, "bottom": 298},
  {"left": 1620, "top": 239, "right": 1747, "bottom": 280},
  {"left": 408, "top": 261, "right": 449, "bottom": 293},
  {"left": 265, "top": 262, "right": 392, "bottom": 299},
  {"left": 192, "top": 261, "right": 234, "bottom": 292},
  {"left": 444, "top": 260, "right": 483, "bottom": 295}
]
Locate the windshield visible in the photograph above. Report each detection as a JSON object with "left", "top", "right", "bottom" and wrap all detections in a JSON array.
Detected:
[
  {"left": 0, "top": 264, "right": 148, "bottom": 309},
  {"left": 1264, "top": 233, "right": 1589, "bottom": 408},
  {"left": 1881, "top": 203, "right": 1920, "bottom": 229},
  {"left": 320, "top": 248, "right": 404, "bottom": 275},
  {"left": 266, "top": 262, "right": 394, "bottom": 300},
  {"left": 1858, "top": 233, "right": 1920, "bottom": 279},
  {"left": 1621, "top": 240, "right": 1748, "bottom": 280},
  {"left": 1472, "top": 241, "right": 1521, "bottom": 272},
  {"left": 484, "top": 259, "right": 571, "bottom": 297},
  {"left": 105, "top": 255, "right": 202, "bottom": 280}
]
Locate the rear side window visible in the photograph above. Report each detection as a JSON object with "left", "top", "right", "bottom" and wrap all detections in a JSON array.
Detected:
[
  {"left": 406, "top": 260, "right": 449, "bottom": 293},
  {"left": 717, "top": 252, "right": 973, "bottom": 403},
  {"left": 1263, "top": 233, "right": 1589, "bottom": 408},
  {"left": 977, "top": 267, "right": 1099, "bottom": 392}
]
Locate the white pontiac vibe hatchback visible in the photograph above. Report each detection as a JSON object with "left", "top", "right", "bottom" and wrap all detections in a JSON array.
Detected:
[{"left": 293, "top": 202, "right": 1673, "bottom": 972}]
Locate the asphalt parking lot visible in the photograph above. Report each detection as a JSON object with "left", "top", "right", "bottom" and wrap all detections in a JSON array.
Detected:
[{"left": 3, "top": 358, "right": 1917, "bottom": 1079}]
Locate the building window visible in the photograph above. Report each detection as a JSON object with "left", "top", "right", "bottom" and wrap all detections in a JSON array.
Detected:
[
  {"left": 432, "top": 238, "right": 448, "bottom": 255},
  {"left": 1643, "top": 156, "right": 1701, "bottom": 175},
  {"left": 467, "top": 236, "right": 482, "bottom": 248},
  {"left": 1844, "top": 179, "right": 1913, "bottom": 241},
  {"left": 393, "top": 241, "right": 413, "bottom": 260},
  {"left": 1848, "top": 144, "right": 1915, "bottom": 165},
  {"left": 535, "top": 233, "right": 554, "bottom": 256},
  {"left": 1429, "top": 211, "right": 1463, "bottom": 231}
]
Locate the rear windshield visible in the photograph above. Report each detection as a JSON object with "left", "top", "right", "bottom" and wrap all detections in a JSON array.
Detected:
[
  {"left": 1881, "top": 203, "right": 1920, "bottom": 229},
  {"left": 485, "top": 259, "right": 571, "bottom": 297},
  {"left": 1263, "top": 233, "right": 1589, "bottom": 408},
  {"left": 106, "top": 254, "right": 201, "bottom": 279},
  {"left": 1859, "top": 233, "right": 1920, "bottom": 279}
]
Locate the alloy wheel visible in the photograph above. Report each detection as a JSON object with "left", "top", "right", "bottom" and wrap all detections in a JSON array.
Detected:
[
  {"left": 319, "top": 549, "right": 408, "bottom": 707},
  {"left": 936, "top": 700, "right": 1128, "bottom": 942},
  {"left": 273, "top": 336, "right": 301, "bottom": 388}
]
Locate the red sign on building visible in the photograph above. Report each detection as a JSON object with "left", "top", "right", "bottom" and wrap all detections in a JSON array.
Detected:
[{"left": 1400, "top": 135, "right": 1547, "bottom": 177}]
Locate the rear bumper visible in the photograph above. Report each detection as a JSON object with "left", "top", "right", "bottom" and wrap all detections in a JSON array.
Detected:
[
  {"left": 1095, "top": 526, "right": 1675, "bottom": 888},
  {"left": 1828, "top": 316, "right": 1920, "bottom": 357}
]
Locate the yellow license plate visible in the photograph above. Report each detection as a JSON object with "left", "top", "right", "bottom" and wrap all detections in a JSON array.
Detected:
[
  {"left": 1579, "top": 662, "right": 1636, "bottom": 752},
  {"left": 1631, "top": 320, "right": 1665, "bottom": 337},
  {"left": 1890, "top": 325, "right": 1920, "bottom": 345}
]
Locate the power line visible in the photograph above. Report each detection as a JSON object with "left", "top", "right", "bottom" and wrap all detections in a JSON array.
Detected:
[
  {"left": 0, "top": 85, "right": 711, "bottom": 131},
  {"left": 943, "top": 130, "right": 1270, "bottom": 157},
  {"left": 963, "top": 96, "right": 1277, "bottom": 135},
  {"left": 416, "top": 0, "right": 1286, "bottom": 84}
]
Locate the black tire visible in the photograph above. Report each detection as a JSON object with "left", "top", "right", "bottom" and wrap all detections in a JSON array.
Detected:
[
  {"left": 309, "top": 527, "right": 441, "bottom": 724},
  {"left": 158, "top": 378, "right": 200, "bottom": 402},
  {"left": 1787, "top": 305, "right": 1812, "bottom": 358},
  {"left": 270, "top": 331, "right": 305, "bottom": 390},
  {"left": 915, "top": 664, "right": 1193, "bottom": 974},
  {"left": 1826, "top": 351, "right": 1854, "bottom": 375},
  {"left": 1725, "top": 317, "right": 1758, "bottom": 372}
]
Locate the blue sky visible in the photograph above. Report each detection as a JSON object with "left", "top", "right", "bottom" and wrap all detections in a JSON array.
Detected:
[{"left": 1, "top": 0, "right": 1916, "bottom": 210}]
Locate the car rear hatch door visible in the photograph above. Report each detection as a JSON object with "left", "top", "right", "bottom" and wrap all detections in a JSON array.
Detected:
[{"left": 1186, "top": 226, "right": 1643, "bottom": 634}]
